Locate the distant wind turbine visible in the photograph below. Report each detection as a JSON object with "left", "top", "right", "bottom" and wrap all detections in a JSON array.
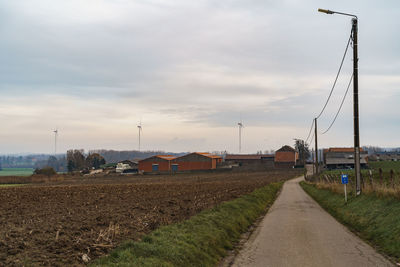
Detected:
[
  {"left": 238, "top": 121, "right": 244, "bottom": 154},
  {"left": 53, "top": 128, "right": 58, "bottom": 156},
  {"left": 137, "top": 121, "right": 143, "bottom": 151}
]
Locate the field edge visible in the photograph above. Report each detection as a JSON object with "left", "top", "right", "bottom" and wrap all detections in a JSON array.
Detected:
[
  {"left": 91, "top": 181, "right": 284, "bottom": 267},
  {"left": 300, "top": 181, "right": 400, "bottom": 264}
]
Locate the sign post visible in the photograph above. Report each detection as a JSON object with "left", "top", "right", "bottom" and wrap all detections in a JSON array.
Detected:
[{"left": 341, "top": 174, "right": 349, "bottom": 203}]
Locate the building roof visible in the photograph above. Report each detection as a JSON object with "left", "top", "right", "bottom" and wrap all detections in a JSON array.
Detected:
[
  {"left": 276, "top": 145, "right": 295, "bottom": 152},
  {"left": 139, "top": 155, "right": 177, "bottom": 162},
  {"left": 192, "top": 152, "right": 222, "bottom": 159},
  {"left": 225, "top": 154, "right": 274, "bottom": 160},
  {"left": 156, "top": 155, "right": 177, "bottom": 160},
  {"left": 118, "top": 160, "right": 138, "bottom": 166}
]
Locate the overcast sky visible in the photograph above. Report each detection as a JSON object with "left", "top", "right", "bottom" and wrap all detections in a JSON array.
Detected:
[{"left": 1, "top": 0, "right": 399, "bottom": 154}]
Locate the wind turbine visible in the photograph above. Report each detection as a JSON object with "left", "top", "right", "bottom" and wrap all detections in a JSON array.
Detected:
[
  {"left": 137, "top": 121, "right": 143, "bottom": 151},
  {"left": 53, "top": 128, "right": 58, "bottom": 156},
  {"left": 238, "top": 121, "right": 244, "bottom": 154}
]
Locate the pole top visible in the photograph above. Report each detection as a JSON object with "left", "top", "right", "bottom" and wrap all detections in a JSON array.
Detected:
[
  {"left": 318, "top": 8, "right": 357, "bottom": 19},
  {"left": 318, "top": 8, "right": 333, "bottom": 14}
]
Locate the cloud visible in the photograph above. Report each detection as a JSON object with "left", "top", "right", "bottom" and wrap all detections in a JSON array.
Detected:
[{"left": 0, "top": 0, "right": 400, "bottom": 153}]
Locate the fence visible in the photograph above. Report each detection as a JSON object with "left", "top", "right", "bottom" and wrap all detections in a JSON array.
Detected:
[{"left": 305, "top": 168, "right": 400, "bottom": 198}]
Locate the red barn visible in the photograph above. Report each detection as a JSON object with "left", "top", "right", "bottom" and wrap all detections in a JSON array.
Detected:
[
  {"left": 274, "top": 145, "right": 298, "bottom": 168},
  {"left": 171, "top": 152, "right": 222, "bottom": 171},
  {"left": 138, "top": 155, "right": 176, "bottom": 172}
]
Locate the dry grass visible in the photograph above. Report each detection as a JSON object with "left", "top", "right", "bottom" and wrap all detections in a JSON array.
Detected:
[{"left": 313, "top": 179, "right": 400, "bottom": 199}]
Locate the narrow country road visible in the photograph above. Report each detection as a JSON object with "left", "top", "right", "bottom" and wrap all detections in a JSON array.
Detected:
[{"left": 232, "top": 176, "right": 394, "bottom": 267}]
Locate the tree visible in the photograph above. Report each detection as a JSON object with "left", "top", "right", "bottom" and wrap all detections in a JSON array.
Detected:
[
  {"left": 66, "top": 149, "right": 85, "bottom": 172},
  {"left": 0, "top": 161, "right": 2, "bottom": 171},
  {"left": 47, "top": 156, "right": 59, "bottom": 171},
  {"left": 85, "top": 153, "right": 106, "bottom": 169},
  {"left": 294, "top": 139, "right": 310, "bottom": 166},
  {"left": 67, "top": 159, "right": 75, "bottom": 173}
]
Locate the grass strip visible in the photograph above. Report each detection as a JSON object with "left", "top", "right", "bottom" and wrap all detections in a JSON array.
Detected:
[
  {"left": 300, "top": 181, "right": 400, "bottom": 263},
  {"left": 92, "top": 182, "right": 284, "bottom": 267}
]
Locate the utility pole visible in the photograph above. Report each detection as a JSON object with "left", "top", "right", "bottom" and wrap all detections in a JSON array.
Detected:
[
  {"left": 318, "top": 8, "right": 361, "bottom": 195},
  {"left": 314, "top": 118, "right": 319, "bottom": 175},
  {"left": 352, "top": 18, "right": 361, "bottom": 195},
  {"left": 312, "top": 148, "right": 315, "bottom": 174}
]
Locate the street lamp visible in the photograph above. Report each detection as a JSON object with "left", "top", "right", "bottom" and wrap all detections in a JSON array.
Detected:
[{"left": 318, "top": 8, "right": 361, "bottom": 195}]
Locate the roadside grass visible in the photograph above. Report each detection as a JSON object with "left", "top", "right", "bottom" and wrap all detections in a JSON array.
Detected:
[
  {"left": 301, "top": 181, "right": 400, "bottom": 263},
  {"left": 92, "top": 182, "right": 284, "bottom": 267}
]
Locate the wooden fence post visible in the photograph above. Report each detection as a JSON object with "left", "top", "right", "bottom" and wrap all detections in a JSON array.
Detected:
[
  {"left": 391, "top": 169, "right": 395, "bottom": 189},
  {"left": 379, "top": 168, "right": 383, "bottom": 186},
  {"left": 369, "top": 170, "right": 373, "bottom": 190}
]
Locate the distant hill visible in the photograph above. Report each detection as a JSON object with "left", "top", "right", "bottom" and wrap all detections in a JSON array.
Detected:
[{"left": 0, "top": 150, "right": 186, "bottom": 168}]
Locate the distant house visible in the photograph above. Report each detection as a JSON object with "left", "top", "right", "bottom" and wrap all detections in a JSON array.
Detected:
[
  {"left": 138, "top": 155, "right": 177, "bottom": 173},
  {"left": 323, "top": 147, "right": 368, "bottom": 170},
  {"left": 370, "top": 152, "right": 400, "bottom": 162},
  {"left": 171, "top": 152, "right": 222, "bottom": 171},
  {"left": 274, "top": 145, "right": 298, "bottom": 168},
  {"left": 225, "top": 154, "right": 274, "bottom": 167}
]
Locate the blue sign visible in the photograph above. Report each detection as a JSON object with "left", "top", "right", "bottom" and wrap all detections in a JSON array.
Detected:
[{"left": 341, "top": 174, "right": 349, "bottom": 184}]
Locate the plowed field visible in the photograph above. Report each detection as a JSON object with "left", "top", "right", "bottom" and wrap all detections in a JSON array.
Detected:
[{"left": 0, "top": 170, "right": 299, "bottom": 266}]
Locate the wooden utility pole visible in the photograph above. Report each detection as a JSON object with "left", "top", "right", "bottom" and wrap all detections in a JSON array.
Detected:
[
  {"left": 352, "top": 18, "right": 361, "bottom": 195},
  {"left": 312, "top": 148, "right": 315, "bottom": 174},
  {"left": 314, "top": 118, "right": 319, "bottom": 175}
]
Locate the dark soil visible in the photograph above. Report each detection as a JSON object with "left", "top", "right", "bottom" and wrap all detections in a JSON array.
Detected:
[{"left": 0, "top": 170, "right": 299, "bottom": 266}]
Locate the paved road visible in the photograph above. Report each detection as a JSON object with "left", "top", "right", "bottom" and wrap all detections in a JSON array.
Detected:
[{"left": 232, "top": 176, "right": 394, "bottom": 267}]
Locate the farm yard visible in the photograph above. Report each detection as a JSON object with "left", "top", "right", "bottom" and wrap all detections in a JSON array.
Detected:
[{"left": 0, "top": 170, "right": 300, "bottom": 266}]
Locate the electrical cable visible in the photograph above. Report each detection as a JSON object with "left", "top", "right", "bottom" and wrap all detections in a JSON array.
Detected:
[
  {"left": 305, "top": 119, "right": 314, "bottom": 144},
  {"left": 309, "top": 129, "right": 315, "bottom": 145},
  {"left": 316, "top": 31, "right": 352, "bottom": 119},
  {"left": 321, "top": 74, "right": 353, "bottom": 134}
]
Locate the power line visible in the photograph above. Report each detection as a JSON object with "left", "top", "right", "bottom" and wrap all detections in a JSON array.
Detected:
[
  {"left": 305, "top": 119, "right": 314, "bottom": 144},
  {"left": 315, "top": 32, "right": 352, "bottom": 119},
  {"left": 309, "top": 129, "right": 315, "bottom": 145},
  {"left": 321, "top": 74, "right": 353, "bottom": 134}
]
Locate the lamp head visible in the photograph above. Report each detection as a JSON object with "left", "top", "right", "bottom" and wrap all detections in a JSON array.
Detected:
[{"left": 318, "top": 8, "right": 334, "bottom": 14}]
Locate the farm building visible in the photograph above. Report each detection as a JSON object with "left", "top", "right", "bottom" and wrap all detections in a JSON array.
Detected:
[
  {"left": 369, "top": 151, "right": 400, "bottom": 162},
  {"left": 138, "top": 155, "right": 177, "bottom": 172},
  {"left": 116, "top": 160, "right": 138, "bottom": 173},
  {"left": 323, "top": 147, "right": 368, "bottom": 170},
  {"left": 274, "top": 145, "right": 298, "bottom": 168},
  {"left": 171, "top": 152, "right": 222, "bottom": 171},
  {"left": 225, "top": 154, "right": 274, "bottom": 166}
]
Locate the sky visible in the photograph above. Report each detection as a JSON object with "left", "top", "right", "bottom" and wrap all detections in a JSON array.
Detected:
[{"left": 1, "top": 0, "right": 399, "bottom": 154}]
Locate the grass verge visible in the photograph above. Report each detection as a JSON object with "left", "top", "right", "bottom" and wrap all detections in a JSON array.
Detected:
[
  {"left": 300, "top": 181, "right": 400, "bottom": 263},
  {"left": 92, "top": 182, "right": 284, "bottom": 267}
]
